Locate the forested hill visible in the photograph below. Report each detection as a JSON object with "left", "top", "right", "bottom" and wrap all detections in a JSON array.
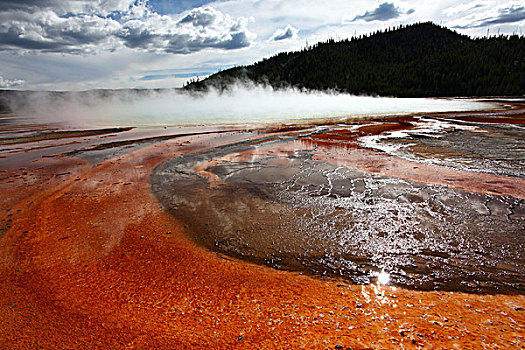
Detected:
[{"left": 186, "top": 22, "right": 525, "bottom": 97}]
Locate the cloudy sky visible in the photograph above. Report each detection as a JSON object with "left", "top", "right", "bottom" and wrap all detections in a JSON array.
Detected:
[{"left": 0, "top": 0, "right": 523, "bottom": 90}]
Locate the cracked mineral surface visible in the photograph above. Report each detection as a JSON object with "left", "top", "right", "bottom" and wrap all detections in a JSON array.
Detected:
[{"left": 152, "top": 114, "right": 525, "bottom": 294}]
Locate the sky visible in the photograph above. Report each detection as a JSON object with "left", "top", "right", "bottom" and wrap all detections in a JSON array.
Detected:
[{"left": 0, "top": 0, "right": 523, "bottom": 91}]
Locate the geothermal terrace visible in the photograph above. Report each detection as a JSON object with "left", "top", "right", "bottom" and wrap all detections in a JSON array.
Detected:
[{"left": 0, "top": 98, "right": 524, "bottom": 349}]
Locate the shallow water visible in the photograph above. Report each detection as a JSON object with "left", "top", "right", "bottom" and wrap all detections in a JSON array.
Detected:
[
  {"left": 151, "top": 115, "right": 525, "bottom": 294},
  {"left": 360, "top": 116, "right": 525, "bottom": 177}
]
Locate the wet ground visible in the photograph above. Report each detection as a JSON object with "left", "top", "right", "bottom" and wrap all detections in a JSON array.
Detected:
[
  {"left": 0, "top": 119, "right": 243, "bottom": 169},
  {"left": 2, "top": 101, "right": 524, "bottom": 295},
  {"left": 151, "top": 103, "right": 525, "bottom": 295},
  {"left": 359, "top": 115, "right": 525, "bottom": 177},
  {"left": 1, "top": 100, "right": 524, "bottom": 349}
]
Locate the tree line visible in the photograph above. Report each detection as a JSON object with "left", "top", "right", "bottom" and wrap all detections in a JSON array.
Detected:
[{"left": 186, "top": 22, "right": 525, "bottom": 97}]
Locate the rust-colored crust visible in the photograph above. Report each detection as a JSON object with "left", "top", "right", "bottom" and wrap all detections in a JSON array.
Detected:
[{"left": 1, "top": 131, "right": 524, "bottom": 349}]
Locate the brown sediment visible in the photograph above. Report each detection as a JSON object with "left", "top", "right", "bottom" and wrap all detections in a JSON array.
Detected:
[
  {"left": 307, "top": 118, "right": 418, "bottom": 148},
  {"left": 353, "top": 118, "right": 416, "bottom": 135},
  {"left": 1, "top": 123, "right": 524, "bottom": 348}
]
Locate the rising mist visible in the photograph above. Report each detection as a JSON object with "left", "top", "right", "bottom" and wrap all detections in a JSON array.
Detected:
[{"left": 0, "top": 84, "right": 493, "bottom": 127}]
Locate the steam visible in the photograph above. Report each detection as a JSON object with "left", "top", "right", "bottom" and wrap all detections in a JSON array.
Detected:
[{"left": 2, "top": 84, "right": 493, "bottom": 127}]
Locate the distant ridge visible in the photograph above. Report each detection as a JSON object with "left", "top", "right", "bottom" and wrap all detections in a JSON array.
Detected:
[{"left": 187, "top": 22, "right": 525, "bottom": 97}]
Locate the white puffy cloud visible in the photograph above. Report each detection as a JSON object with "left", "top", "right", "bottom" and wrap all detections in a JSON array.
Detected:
[
  {"left": 0, "top": 75, "right": 25, "bottom": 88},
  {"left": 0, "top": 1, "right": 255, "bottom": 55},
  {"left": 0, "top": 9, "right": 121, "bottom": 54},
  {"left": 117, "top": 6, "right": 255, "bottom": 54}
]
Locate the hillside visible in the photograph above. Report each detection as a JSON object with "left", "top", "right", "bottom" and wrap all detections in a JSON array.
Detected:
[{"left": 187, "top": 22, "right": 525, "bottom": 97}]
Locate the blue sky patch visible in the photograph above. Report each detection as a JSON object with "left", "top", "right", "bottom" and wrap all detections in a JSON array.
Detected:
[
  {"left": 148, "top": 0, "right": 219, "bottom": 14},
  {"left": 138, "top": 72, "right": 214, "bottom": 81}
]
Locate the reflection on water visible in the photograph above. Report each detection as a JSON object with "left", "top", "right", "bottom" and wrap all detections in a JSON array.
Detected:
[
  {"left": 151, "top": 114, "right": 525, "bottom": 294},
  {"left": 376, "top": 271, "right": 391, "bottom": 285}
]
